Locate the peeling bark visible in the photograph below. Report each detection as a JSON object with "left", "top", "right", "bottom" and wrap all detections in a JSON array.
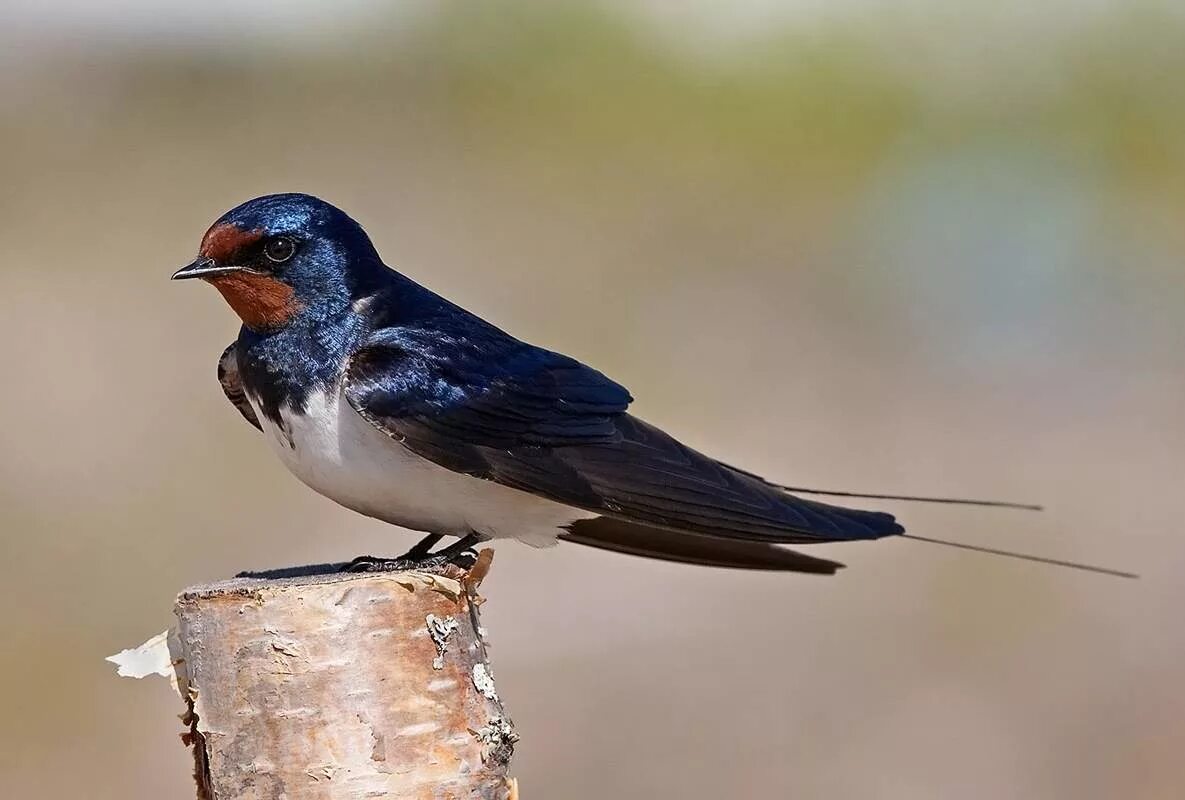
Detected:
[{"left": 171, "top": 556, "right": 516, "bottom": 799}]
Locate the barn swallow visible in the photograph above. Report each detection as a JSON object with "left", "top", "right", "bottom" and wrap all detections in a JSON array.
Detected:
[{"left": 173, "top": 193, "right": 1134, "bottom": 577}]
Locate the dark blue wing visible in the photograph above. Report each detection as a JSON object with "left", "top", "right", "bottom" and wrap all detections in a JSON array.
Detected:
[
  {"left": 218, "top": 343, "right": 261, "bottom": 431},
  {"left": 343, "top": 326, "right": 902, "bottom": 546},
  {"left": 344, "top": 326, "right": 632, "bottom": 452}
]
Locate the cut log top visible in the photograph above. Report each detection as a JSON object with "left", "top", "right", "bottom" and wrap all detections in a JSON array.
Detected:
[{"left": 166, "top": 553, "right": 517, "bottom": 800}]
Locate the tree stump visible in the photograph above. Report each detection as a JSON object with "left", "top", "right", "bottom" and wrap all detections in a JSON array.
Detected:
[{"left": 166, "top": 553, "right": 516, "bottom": 800}]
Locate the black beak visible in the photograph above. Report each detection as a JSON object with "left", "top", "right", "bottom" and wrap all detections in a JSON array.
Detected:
[{"left": 171, "top": 258, "right": 245, "bottom": 281}]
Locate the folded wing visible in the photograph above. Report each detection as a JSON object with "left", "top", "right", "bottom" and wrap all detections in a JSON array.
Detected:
[
  {"left": 343, "top": 327, "right": 904, "bottom": 568},
  {"left": 218, "top": 342, "right": 262, "bottom": 431}
]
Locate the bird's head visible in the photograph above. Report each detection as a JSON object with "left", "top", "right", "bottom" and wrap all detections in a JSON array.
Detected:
[{"left": 172, "top": 193, "right": 383, "bottom": 331}]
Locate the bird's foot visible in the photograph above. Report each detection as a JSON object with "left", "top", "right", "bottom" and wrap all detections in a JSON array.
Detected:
[
  {"left": 342, "top": 534, "right": 480, "bottom": 574},
  {"left": 343, "top": 551, "right": 479, "bottom": 574},
  {"left": 343, "top": 554, "right": 420, "bottom": 573}
]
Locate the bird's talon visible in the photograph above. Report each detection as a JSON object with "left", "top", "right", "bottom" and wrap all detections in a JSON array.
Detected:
[
  {"left": 341, "top": 547, "right": 477, "bottom": 574},
  {"left": 343, "top": 555, "right": 408, "bottom": 573}
]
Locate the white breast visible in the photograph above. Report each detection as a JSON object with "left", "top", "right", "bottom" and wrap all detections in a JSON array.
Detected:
[{"left": 245, "top": 385, "right": 595, "bottom": 547}]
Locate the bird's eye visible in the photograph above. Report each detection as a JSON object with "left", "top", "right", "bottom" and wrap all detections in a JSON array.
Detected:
[{"left": 263, "top": 237, "right": 296, "bottom": 264}]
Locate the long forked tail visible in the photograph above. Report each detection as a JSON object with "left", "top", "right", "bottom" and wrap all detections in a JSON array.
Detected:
[
  {"left": 780, "top": 478, "right": 1135, "bottom": 577},
  {"left": 778, "top": 481, "right": 1135, "bottom": 577},
  {"left": 563, "top": 446, "right": 1134, "bottom": 576},
  {"left": 763, "top": 481, "right": 1132, "bottom": 576},
  {"left": 717, "top": 465, "right": 1138, "bottom": 575}
]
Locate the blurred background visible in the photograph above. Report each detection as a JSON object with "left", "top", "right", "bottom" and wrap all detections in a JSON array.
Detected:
[{"left": 1, "top": 1, "right": 1182, "bottom": 797}]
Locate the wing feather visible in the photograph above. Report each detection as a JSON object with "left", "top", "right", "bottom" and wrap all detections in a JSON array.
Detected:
[
  {"left": 343, "top": 330, "right": 903, "bottom": 547},
  {"left": 560, "top": 517, "right": 845, "bottom": 573},
  {"left": 218, "top": 343, "right": 261, "bottom": 431}
]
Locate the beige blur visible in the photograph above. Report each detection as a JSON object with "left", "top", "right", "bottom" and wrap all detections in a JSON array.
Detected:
[{"left": 0, "top": 3, "right": 1181, "bottom": 799}]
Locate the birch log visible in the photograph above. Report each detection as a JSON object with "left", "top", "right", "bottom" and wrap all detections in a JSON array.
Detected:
[{"left": 171, "top": 553, "right": 517, "bottom": 800}]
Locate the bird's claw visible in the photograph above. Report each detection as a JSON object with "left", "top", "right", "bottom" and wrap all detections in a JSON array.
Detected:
[
  {"left": 342, "top": 549, "right": 479, "bottom": 574},
  {"left": 343, "top": 555, "right": 415, "bottom": 573}
]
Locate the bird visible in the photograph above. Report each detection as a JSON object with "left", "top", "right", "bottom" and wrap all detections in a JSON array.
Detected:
[{"left": 173, "top": 193, "right": 1133, "bottom": 578}]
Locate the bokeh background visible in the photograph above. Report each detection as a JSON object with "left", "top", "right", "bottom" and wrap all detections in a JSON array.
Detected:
[{"left": 1, "top": 1, "right": 1182, "bottom": 797}]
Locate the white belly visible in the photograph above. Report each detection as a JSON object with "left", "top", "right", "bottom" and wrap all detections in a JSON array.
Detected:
[{"left": 245, "top": 385, "right": 595, "bottom": 547}]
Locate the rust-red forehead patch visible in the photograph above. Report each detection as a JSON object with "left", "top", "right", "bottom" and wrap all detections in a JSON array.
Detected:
[{"left": 200, "top": 223, "right": 265, "bottom": 263}]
